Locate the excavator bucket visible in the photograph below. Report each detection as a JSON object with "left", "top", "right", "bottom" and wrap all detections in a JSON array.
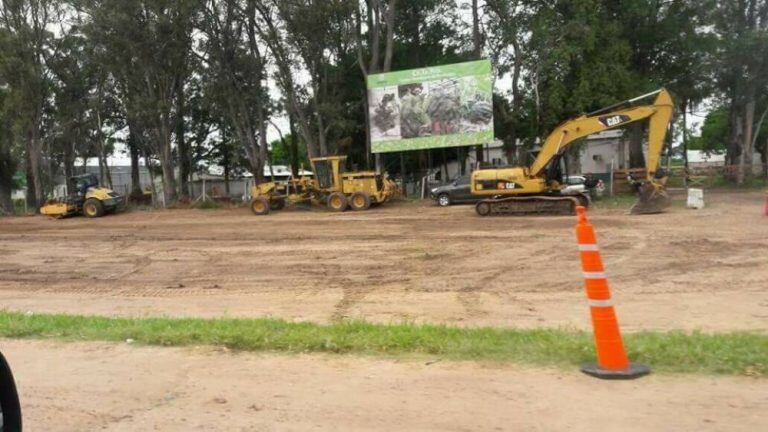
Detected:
[{"left": 630, "top": 183, "right": 671, "bottom": 215}]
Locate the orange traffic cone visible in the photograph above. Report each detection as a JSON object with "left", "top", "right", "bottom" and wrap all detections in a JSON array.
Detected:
[{"left": 575, "top": 206, "right": 649, "bottom": 379}]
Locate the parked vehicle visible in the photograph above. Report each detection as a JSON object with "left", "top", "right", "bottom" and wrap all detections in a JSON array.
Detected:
[
  {"left": 563, "top": 175, "right": 605, "bottom": 197},
  {"left": 0, "top": 350, "right": 22, "bottom": 431},
  {"left": 250, "top": 155, "right": 398, "bottom": 215},
  {"left": 430, "top": 175, "right": 477, "bottom": 206}
]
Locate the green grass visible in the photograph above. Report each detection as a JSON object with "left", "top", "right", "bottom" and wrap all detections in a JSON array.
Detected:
[{"left": 0, "top": 311, "right": 765, "bottom": 376}]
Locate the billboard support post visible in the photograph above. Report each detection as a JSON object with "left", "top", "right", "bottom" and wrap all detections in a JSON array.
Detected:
[{"left": 400, "top": 152, "right": 406, "bottom": 196}]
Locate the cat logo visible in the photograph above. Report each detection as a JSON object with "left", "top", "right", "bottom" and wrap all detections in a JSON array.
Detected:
[
  {"left": 598, "top": 114, "right": 631, "bottom": 128},
  {"left": 497, "top": 182, "right": 518, "bottom": 190}
]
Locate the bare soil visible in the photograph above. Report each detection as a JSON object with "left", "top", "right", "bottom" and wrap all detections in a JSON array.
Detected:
[
  {"left": 1, "top": 191, "right": 767, "bottom": 331},
  {"left": 4, "top": 338, "right": 766, "bottom": 432}
]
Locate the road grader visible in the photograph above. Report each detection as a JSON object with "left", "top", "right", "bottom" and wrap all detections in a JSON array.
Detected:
[{"left": 250, "top": 156, "right": 398, "bottom": 215}]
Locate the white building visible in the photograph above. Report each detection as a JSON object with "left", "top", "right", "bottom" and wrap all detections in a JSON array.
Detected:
[{"left": 578, "top": 130, "right": 634, "bottom": 174}]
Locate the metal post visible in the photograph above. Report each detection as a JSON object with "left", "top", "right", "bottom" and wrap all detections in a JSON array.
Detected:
[{"left": 609, "top": 159, "right": 615, "bottom": 197}]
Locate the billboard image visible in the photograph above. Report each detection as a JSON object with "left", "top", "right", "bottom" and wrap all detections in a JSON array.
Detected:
[{"left": 367, "top": 60, "right": 494, "bottom": 153}]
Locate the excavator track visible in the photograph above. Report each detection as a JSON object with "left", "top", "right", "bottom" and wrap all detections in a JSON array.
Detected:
[{"left": 475, "top": 195, "right": 586, "bottom": 216}]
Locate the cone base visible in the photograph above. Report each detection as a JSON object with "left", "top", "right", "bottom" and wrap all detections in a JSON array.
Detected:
[{"left": 580, "top": 363, "right": 650, "bottom": 380}]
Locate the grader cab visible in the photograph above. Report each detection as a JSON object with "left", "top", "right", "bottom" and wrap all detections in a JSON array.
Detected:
[{"left": 250, "top": 156, "right": 398, "bottom": 215}]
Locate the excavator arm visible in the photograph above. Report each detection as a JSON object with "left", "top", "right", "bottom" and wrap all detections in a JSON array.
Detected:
[
  {"left": 528, "top": 88, "right": 674, "bottom": 214},
  {"left": 529, "top": 89, "right": 674, "bottom": 180}
]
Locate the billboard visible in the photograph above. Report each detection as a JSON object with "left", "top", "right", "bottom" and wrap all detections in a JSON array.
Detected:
[{"left": 367, "top": 60, "right": 494, "bottom": 153}]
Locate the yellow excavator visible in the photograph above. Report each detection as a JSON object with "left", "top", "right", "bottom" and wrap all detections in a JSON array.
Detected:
[{"left": 471, "top": 88, "right": 674, "bottom": 216}]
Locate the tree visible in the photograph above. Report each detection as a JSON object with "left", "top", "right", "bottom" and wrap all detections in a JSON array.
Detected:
[
  {"left": 0, "top": 0, "right": 57, "bottom": 209},
  {"left": 81, "top": 0, "right": 200, "bottom": 204},
  {"left": 485, "top": 0, "right": 529, "bottom": 162},
  {"left": 710, "top": 0, "right": 768, "bottom": 183},
  {"left": 0, "top": 70, "right": 18, "bottom": 214},
  {"left": 199, "top": 0, "right": 271, "bottom": 183}
]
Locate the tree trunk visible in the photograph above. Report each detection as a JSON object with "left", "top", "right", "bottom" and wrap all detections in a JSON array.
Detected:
[
  {"left": 740, "top": 99, "right": 755, "bottom": 182},
  {"left": 762, "top": 136, "right": 768, "bottom": 179},
  {"left": 0, "top": 182, "right": 12, "bottom": 215},
  {"left": 224, "top": 163, "right": 231, "bottom": 197},
  {"left": 158, "top": 120, "right": 177, "bottom": 205},
  {"left": 128, "top": 125, "right": 143, "bottom": 196},
  {"left": 96, "top": 102, "right": 113, "bottom": 189},
  {"left": 383, "top": 0, "right": 397, "bottom": 71},
  {"left": 25, "top": 152, "right": 36, "bottom": 211},
  {"left": 471, "top": 0, "right": 484, "bottom": 166},
  {"left": 258, "top": 111, "right": 268, "bottom": 184},
  {"left": 176, "top": 82, "right": 190, "bottom": 199},
  {"left": 97, "top": 149, "right": 105, "bottom": 186},
  {"left": 682, "top": 100, "right": 689, "bottom": 184},
  {"left": 471, "top": 0, "right": 482, "bottom": 58},
  {"left": 27, "top": 122, "right": 44, "bottom": 209},
  {"left": 101, "top": 153, "right": 113, "bottom": 189},
  {"left": 63, "top": 141, "right": 75, "bottom": 194},
  {"left": 289, "top": 114, "right": 299, "bottom": 176},
  {"left": 0, "top": 144, "right": 14, "bottom": 214},
  {"left": 727, "top": 100, "right": 743, "bottom": 168},
  {"left": 363, "top": 92, "right": 372, "bottom": 169}
]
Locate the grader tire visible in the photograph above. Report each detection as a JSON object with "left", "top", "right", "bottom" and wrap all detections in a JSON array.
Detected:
[
  {"left": 251, "top": 197, "right": 270, "bottom": 215},
  {"left": 327, "top": 192, "right": 348, "bottom": 212},
  {"left": 349, "top": 192, "right": 371, "bottom": 211},
  {"left": 83, "top": 199, "right": 104, "bottom": 218}
]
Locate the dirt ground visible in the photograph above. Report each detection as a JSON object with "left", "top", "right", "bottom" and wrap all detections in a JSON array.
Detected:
[
  {"left": 1, "top": 190, "right": 767, "bottom": 331},
  {"left": 4, "top": 338, "right": 766, "bottom": 432},
  {"left": 2, "top": 191, "right": 768, "bottom": 430}
]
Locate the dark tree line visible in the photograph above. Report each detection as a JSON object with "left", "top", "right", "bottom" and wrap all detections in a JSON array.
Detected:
[{"left": 1, "top": 0, "right": 767, "bottom": 214}]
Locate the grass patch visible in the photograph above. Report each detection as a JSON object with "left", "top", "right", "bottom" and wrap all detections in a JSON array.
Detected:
[{"left": 0, "top": 311, "right": 764, "bottom": 376}]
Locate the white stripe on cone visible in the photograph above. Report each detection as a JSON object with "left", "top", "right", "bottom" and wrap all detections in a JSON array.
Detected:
[{"left": 588, "top": 299, "right": 614, "bottom": 308}]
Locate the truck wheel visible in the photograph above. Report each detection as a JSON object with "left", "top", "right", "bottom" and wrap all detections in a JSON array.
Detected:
[
  {"left": 327, "top": 192, "right": 348, "bottom": 212},
  {"left": 83, "top": 199, "right": 104, "bottom": 218},
  {"left": 349, "top": 192, "right": 371, "bottom": 211},
  {"left": 251, "top": 197, "right": 270, "bottom": 215},
  {"left": 437, "top": 194, "right": 451, "bottom": 207}
]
